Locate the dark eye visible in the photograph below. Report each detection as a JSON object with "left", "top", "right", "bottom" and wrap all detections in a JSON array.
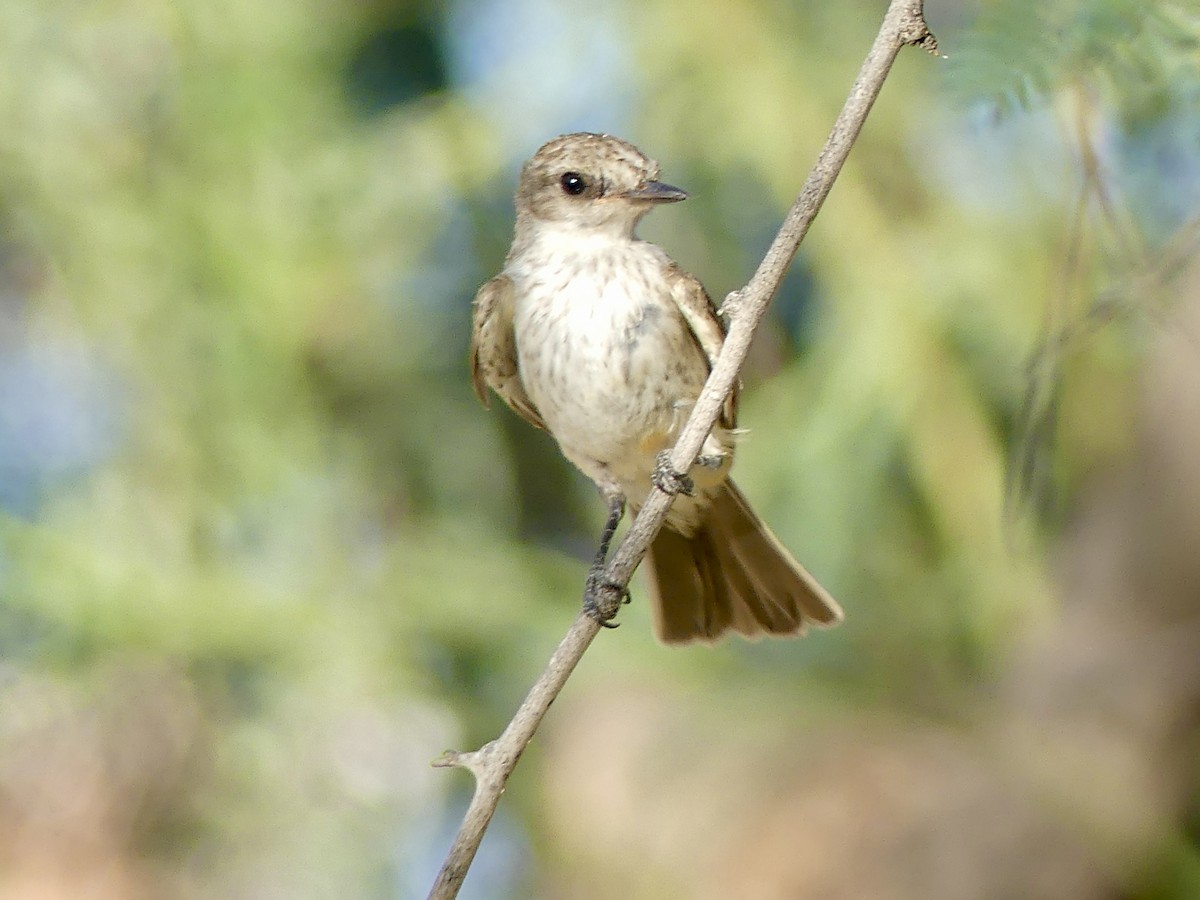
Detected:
[{"left": 560, "top": 172, "right": 587, "bottom": 196}]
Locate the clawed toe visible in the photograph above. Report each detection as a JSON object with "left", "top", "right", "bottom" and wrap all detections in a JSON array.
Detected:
[
  {"left": 584, "top": 570, "right": 630, "bottom": 626},
  {"left": 652, "top": 451, "right": 694, "bottom": 496}
]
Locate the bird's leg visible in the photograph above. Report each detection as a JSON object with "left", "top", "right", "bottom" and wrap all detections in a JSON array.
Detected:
[
  {"left": 583, "top": 490, "right": 629, "bottom": 627},
  {"left": 652, "top": 450, "right": 694, "bottom": 496},
  {"left": 593, "top": 491, "right": 624, "bottom": 568}
]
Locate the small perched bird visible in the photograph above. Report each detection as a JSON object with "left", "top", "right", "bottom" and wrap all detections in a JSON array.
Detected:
[{"left": 471, "top": 132, "right": 842, "bottom": 644}]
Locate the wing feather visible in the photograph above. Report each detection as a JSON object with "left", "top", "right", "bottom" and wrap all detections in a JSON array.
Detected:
[
  {"left": 469, "top": 274, "right": 546, "bottom": 431},
  {"left": 665, "top": 265, "right": 739, "bottom": 429}
]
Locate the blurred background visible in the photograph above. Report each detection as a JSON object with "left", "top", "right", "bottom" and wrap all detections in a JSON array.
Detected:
[{"left": 0, "top": 0, "right": 1198, "bottom": 897}]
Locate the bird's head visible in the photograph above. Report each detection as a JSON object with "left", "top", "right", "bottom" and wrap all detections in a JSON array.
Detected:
[{"left": 514, "top": 132, "right": 687, "bottom": 238}]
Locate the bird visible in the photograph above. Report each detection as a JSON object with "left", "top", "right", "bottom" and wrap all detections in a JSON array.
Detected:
[{"left": 470, "top": 132, "right": 843, "bottom": 644}]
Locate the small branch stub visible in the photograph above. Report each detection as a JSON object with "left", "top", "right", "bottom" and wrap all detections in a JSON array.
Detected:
[{"left": 902, "top": 18, "right": 939, "bottom": 54}]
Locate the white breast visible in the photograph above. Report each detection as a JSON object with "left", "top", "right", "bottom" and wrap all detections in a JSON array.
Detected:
[{"left": 508, "top": 237, "right": 707, "bottom": 471}]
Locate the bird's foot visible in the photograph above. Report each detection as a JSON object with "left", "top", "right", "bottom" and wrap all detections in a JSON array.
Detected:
[
  {"left": 653, "top": 451, "right": 694, "bottom": 496},
  {"left": 583, "top": 565, "right": 630, "bottom": 628},
  {"left": 695, "top": 453, "right": 725, "bottom": 470}
]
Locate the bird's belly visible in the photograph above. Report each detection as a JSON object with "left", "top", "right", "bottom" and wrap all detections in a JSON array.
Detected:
[{"left": 515, "top": 291, "right": 707, "bottom": 469}]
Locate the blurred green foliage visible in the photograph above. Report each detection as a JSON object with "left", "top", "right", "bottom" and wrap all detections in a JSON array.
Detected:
[{"left": 0, "top": 0, "right": 1197, "bottom": 896}]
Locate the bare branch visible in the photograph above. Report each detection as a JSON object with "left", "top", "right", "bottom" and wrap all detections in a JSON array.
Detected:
[{"left": 429, "top": 4, "right": 937, "bottom": 897}]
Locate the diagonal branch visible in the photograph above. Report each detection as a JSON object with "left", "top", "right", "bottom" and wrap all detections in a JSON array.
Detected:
[{"left": 429, "top": 4, "right": 938, "bottom": 898}]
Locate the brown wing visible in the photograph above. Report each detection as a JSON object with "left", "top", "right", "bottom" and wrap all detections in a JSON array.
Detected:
[
  {"left": 470, "top": 274, "right": 546, "bottom": 430},
  {"left": 665, "top": 264, "right": 739, "bottom": 429}
]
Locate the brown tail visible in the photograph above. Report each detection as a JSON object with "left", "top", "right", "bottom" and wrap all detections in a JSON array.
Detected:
[{"left": 643, "top": 480, "right": 843, "bottom": 645}]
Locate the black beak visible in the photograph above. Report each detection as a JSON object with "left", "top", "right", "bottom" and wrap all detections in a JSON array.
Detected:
[{"left": 623, "top": 181, "right": 688, "bottom": 203}]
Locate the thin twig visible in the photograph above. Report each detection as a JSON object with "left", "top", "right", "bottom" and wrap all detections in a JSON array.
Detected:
[{"left": 428, "top": 4, "right": 937, "bottom": 897}]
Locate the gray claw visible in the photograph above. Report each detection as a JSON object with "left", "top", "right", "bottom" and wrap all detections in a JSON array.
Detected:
[
  {"left": 584, "top": 569, "right": 629, "bottom": 626},
  {"left": 652, "top": 451, "right": 694, "bottom": 496}
]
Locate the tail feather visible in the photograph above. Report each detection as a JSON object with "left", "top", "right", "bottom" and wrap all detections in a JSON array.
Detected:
[
  {"left": 719, "top": 481, "right": 843, "bottom": 627},
  {"left": 703, "top": 525, "right": 791, "bottom": 634},
  {"left": 643, "top": 479, "right": 843, "bottom": 645},
  {"left": 644, "top": 527, "right": 729, "bottom": 640}
]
